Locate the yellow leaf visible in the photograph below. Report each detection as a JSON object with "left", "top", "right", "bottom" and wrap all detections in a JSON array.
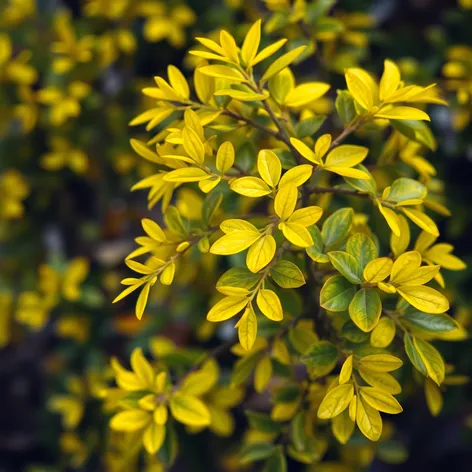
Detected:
[
  {"left": 280, "top": 222, "right": 313, "bottom": 248},
  {"left": 236, "top": 305, "right": 257, "bottom": 351},
  {"left": 363, "top": 257, "right": 393, "bottom": 283},
  {"left": 379, "top": 60, "right": 401, "bottom": 101},
  {"left": 274, "top": 184, "right": 297, "bottom": 220},
  {"left": 399, "top": 265, "right": 440, "bottom": 286},
  {"left": 195, "top": 37, "right": 226, "bottom": 56},
  {"left": 324, "top": 145, "right": 368, "bottom": 168},
  {"left": 376, "top": 106, "right": 430, "bottom": 121},
  {"left": 289, "top": 137, "right": 321, "bottom": 164},
  {"left": 160, "top": 263, "right": 175, "bottom": 286},
  {"left": 170, "top": 393, "right": 211, "bottom": 427},
  {"left": 168, "top": 65, "right": 190, "bottom": 99},
  {"left": 378, "top": 203, "right": 400, "bottom": 236},
  {"left": 254, "top": 356, "right": 272, "bottom": 392},
  {"left": 287, "top": 206, "right": 323, "bottom": 227},
  {"left": 197, "top": 65, "right": 245, "bottom": 82},
  {"left": 164, "top": 167, "right": 211, "bottom": 183},
  {"left": 210, "top": 230, "right": 261, "bottom": 255},
  {"left": 359, "top": 354, "right": 403, "bottom": 372},
  {"left": 220, "top": 219, "right": 259, "bottom": 234},
  {"left": 317, "top": 383, "right": 354, "bottom": 419},
  {"left": 345, "top": 68, "right": 377, "bottom": 110},
  {"left": 261, "top": 45, "right": 307, "bottom": 82},
  {"left": 246, "top": 234, "right": 276, "bottom": 273},
  {"left": 258, "top": 149, "right": 281, "bottom": 187},
  {"left": 142, "top": 218, "right": 166, "bottom": 242},
  {"left": 136, "top": 283, "right": 151, "bottom": 320},
  {"left": 230, "top": 176, "right": 272, "bottom": 197},
  {"left": 339, "top": 355, "right": 353, "bottom": 384},
  {"left": 390, "top": 214, "right": 410, "bottom": 257},
  {"left": 110, "top": 409, "right": 150, "bottom": 431},
  {"left": 358, "top": 367, "right": 402, "bottom": 395},
  {"left": 251, "top": 39, "right": 287, "bottom": 66},
  {"left": 182, "top": 127, "right": 205, "bottom": 164},
  {"left": 332, "top": 410, "right": 355, "bottom": 445},
  {"left": 278, "top": 164, "right": 313, "bottom": 187},
  {"left": 370, "top": 317, "right": 396, "bottom": 348},
  {"left": 216, "top": 141, "right": 235, "bottom": 173},
  {"left": 213, "top": 89, "right": 267, "bottom": 101},
  {"left": 256, "top": 289, "right": 283, "bottom": 321},
  {"left": 356, "top": 397, "right": 382, "bottom": 441},
  {"left": 402, "top": 207, "right": 439, "bottom": 237},
  {"left": 207, "top": 296, "right": 249, "bottom": 322},
  {"left": 130, "top": 348, "right": 154, "bottom": 388},
  {"left": 315, "top": 134, "right": 332, "bottom": 159},
  {"left": 143, "top": 423, "right": 166, "bottom": 454},
  {"left": 284, "top": 82, "right": 330, "bottom": 107},
  {"left": 425, "top": 378, "right": 443, "bottom": 416},
  {"left": 390, "top": 251, "right": 422, "bottom": 284},
  {"left": 220, "top": 30, "right": 239, "bottom": 63},
  {"left": 130, "top": 139, "right": 160, "bottom": 163},
  {"left": 324, "top": 166, "right": 370, "bottom": 179},
  {"left": 241, "top": 19, "right": 261, "bottom": 66},
  {"left": 199, "top": 176, "right": 221, "bottom": 193},
  {"left": 397, "top": 285, "right": 449, "bottom": 314},
  {"left": 349, "top": 395, "right": 357, "bottom": 421},
  {"left": 360, "top": 387, "right": 403, "bottom": 414}
]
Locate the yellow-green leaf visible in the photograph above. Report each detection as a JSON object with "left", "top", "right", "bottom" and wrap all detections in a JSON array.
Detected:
[
  {"left": 363, "top": 257, "right": 393, "bottom": 283},
  {"left": 396, "top": 285, "right": 449, "bottom": 314},
  {"left": 359, "top": 387, "right": 403, "bottom": 414},
  {"left": 170, "top": 393, "right": 211, "bottom": 426},
  {"left": 359, "top": 354, "right": 403, "bottom": 372},
  {"left": 356, "top": 397, "right": 382, "bottom": 441},
  {"left": 376, "top": 106, "right": 430, "bottom": 121},
  {"left": 236, "top": 305, "right": 258, "bottom": 352},
  {"left": 210, "top": 231, "right": 261, "bottom": 255},
  {"left": 241, "top": 19, "right": 261, "bottom": 66},
  {"left": 317, "top": 383, "right": 354, "bottom": 419},
  {"left": 164, "top": 167, "right": 211, "bottom": 183},
  {"left": 370, "top": 317, "right": 396, "bottom": 348}
]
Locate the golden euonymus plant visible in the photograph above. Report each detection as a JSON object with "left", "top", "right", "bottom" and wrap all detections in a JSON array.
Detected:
[{"left": 110, "top": 18, "right": 467, "bottom": 469}]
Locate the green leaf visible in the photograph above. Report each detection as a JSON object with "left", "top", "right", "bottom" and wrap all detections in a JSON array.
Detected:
[
  {"left": 349, "top": 288, "right": 382, "bottom": 332},
  {"left": 231, "top": 352, "right": 260, "bottom": 386},
  {"left": 403, "top": 311, "right": 457, "bottom": 334},
  {"left": 240, "top": 443, "right": 277, "bottom": 464},
  {"left": 328, "top": 251, "right": 362, "bottom": 284},
  {"left": 391, "top": 120, "right": 437, "bottom": 151},
  {"left": 202, "top": 192, "right": 223, "bottom": 226},
  {"left": 262, "top": 447, "right": 287, "bottom": 472},
  {"left": 274, "top": 384, "right": 302, "bottom": 403},
  {"left": 245, "top": 411, "right": 283, "bottom": 434},
  {"left": 295, "top": 115, "right": 326, "bottom": 139},
  {"left": 306, "top": 225, "right": 329, "bottom": 263},
  {"left": 321, "top": 208, "right": 354, "bottom": 250},
  {"left": 346, "top": 233, "right": 378, "bottom": 271},
  {"left": 289, "top": 326, "right": 318, "bottom": 354},
  {"left": 271, "top": 260, "right": 306, "bottom": 288},
  {"left": 341, "top": 320, "right": 370, "bottom": 343},
  {"left": 404, "top": 333, "right": 427, "bottom": 377},
  {"left": 335, "top": 90, "right": 356, "bottom": 123},
  {"left": 344, "top": 164, "right": 377, "bottom": 195},
  {"left": 385, "top": 178, "right": 427, "bottom": 204},
  {"left": 300, "top": 340, "right": 339, "bottom": 376},
  {"left": 216, "top": 267, "right": 260, "bottom": 291},
  {"left": 320, "top": 275, "right": 356, "bottom": 312},
  {"left": 164, "top": 206, "right": 187, "bottom": 237},
  {"left": 291, "top": 411, "right": 309, "bottom": 451}
]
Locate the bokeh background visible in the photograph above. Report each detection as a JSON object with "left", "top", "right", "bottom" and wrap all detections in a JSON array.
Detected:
[{"left": 1, "top": 0, "right": 472, "bottom": 470}]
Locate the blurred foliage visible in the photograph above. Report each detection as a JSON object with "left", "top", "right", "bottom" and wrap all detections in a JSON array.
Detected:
[{"left": 0, "top": 0, "right": 472, "bottom": 471}]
